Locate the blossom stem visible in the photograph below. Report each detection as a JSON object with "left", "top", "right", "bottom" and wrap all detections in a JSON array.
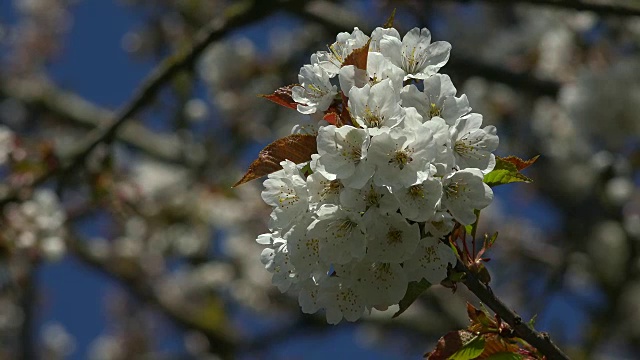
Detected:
[{"left": 455, "top": 260, "right": 570, "bottom": 360}]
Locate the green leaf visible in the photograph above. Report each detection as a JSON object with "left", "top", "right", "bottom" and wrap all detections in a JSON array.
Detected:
[
  {"left": 466, "top": 302, "right": 496, "bottom": 329},
  {"left": 393, "top": 279, "right": 431, "bottom": 318},
  {"left": 300, "top": 162, "right": 312, "bottom": 177},
  {"left": 449, "top": 336, "right": 486, "bottom": 360},
  {"left": 483, "top": 156, "right": 533, "bottom": 187},
  {"left": 487, "top": 232, "right": 499, "bottom": 248},
  {"left": 449, "top": 242, "right": 460, "bottom": 258},
  {"left": 464, "top": 224, "right": 474, "bottom": 235},
  {"left": 484, "top": 352, "right": 523, "bottom": 360},
  {"left": 425, "top": 330, "right": 474, "bottom": 360},
  {"left": 383, "top": 8, "right": 396, "bottom": 28}
]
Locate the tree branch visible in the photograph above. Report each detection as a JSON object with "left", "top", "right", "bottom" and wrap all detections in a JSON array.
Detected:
[
  {"left": 18, "top": 262, "right": 36, "bottom": 360},
  {"left": 455, "top": 260, "right": 570, "bottom": 360},
  {"left": 62, "top": 1, "right": 278, "bottom": 166},
  {"left": 66, "top": 234, "right": 237, "bottom": 359},
  {"left": 445, "top": 0, "right": 640, "bottom": 17},
  {"left": 0, "top": 79, "right": 202, "bottom": 167},
  {"left": 0, "top": 0, "right": 280, "bottom": 207}
]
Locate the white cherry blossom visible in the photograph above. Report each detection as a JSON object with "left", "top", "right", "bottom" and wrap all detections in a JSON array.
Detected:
[
  {"left": 306, "top": 156, "right": 342, "bottom": 209},
  {"left": 400, "top": 74, "right": 470, "bottom": 125},
  {"left": 312, "top": 27, "right": 370, "bottom": 77},
  {"left": 292, "top": 64, "right": 337, "bottom": 114},
  {"left": 442, "top": 169, "right": 493, "bottom": 225},
  {"left": 451, "top": 113, "right": 499, "bottom": 172},
  {"left": 260, "top": 238, "right": 298, "bottom": 292},
  {"left": 298, "top": 278, "right": 323, "bottom": 315},
  {"left": 425, "top": 209, "right": 456, "bottom": 238},
  {"left": 368, "top": 124, "right": 436, "bottom": 188},
  {"left": 339, "top": 180, "right": 399, "bottom": 215},
  {"left": 379, "top": 27, "right": 451, "bottom": 80},
  {"left": 285, "top": 215, "right": 327, "bottom": 279},
  {"left": 348, "top": 79, "right": 405, "bottom": 135},
  {"left": 339, "top": 51, "right": 404, "bottom": 91},
  {"left": 316, "top": 125, "right": 374, "bottom": 189},
  {"left": 351, "top": 260, "right": 408, "bottom": 308},
  {"left": 403, "top": 236, "right": 456, "bottom": 283},
  {"left": 261, "top": 160, "right": 308, "bottom": 231},
  {"left": 423, "top": 116, "right": 456, "bottom": 176},
  {"left": 307, "top": 204, "right": 366, "bottom": 265},
  {"left": 369, "top": 26, "right": 400, "bottom": 52},
  {"left": 319, "top": 277, "right": 366, "bottom": 324},
  {"left": 363, "top": 211, "right": 420, "bottom": 263},
  {"left": 393, "top": 175, "right": 442, "bottom": 222}
]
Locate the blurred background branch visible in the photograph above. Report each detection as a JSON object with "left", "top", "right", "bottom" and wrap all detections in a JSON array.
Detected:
[{"left": 444, "top": 0, "right": 640, "bottom": 17}]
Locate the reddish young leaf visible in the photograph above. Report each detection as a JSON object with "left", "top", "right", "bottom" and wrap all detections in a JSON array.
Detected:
[
  {"left": 342, "top": 40, "right": 371, "bottom": 70},
  {"left": 233, "top": 134, "right": 317, "bottom": 187},
  {"left": 499, "top": 155, "right": 539, "bottom": 171},
  {"left": 323, "top": 112, "right": 339, "bottom": 125},
  {"left": 467, "top": 303, "right": 496, "bottom": 331},
  {"left": 383, "top": 9, "right": 396, "bottom": 28},
  {"left": 477, "top": 334, "right": 522, "bottom": 359},
  {"left": 425, "top": 330, "right": 475, "bottom": 360},
  {"left": 259, "top": 84, "right": 299, "bottom": 110},
  {"left": 322, "top": 91, "right": 352, "bottom": 127}
]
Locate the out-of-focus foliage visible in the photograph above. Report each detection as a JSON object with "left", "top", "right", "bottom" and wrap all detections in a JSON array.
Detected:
[{"left": 0, "top": 0, "right": 639, "bottom": 359}]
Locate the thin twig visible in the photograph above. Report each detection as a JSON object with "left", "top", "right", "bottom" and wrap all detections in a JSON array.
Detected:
[
  {"left": 18, "top": 263, "right": 36, "bottom": 360},
  {"left": 443, "top": 0, "right": 640, "bottom": 17},
  {"left": 455, "top": 260, "right": 570, "bottom": 360},
  {"left": 0, "top": 79, "right": 203, "bottom": 167}
]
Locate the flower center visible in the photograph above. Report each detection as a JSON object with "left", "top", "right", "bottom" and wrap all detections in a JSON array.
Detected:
[
  {"left": 304, "top": 238, "right": 320, "bottom": 256},
  {"left": 404, "top": 47, "right": 428, "bottom": 74},
  {"left": 454, "top": 140, "right": 473, "bottom": 155},
  {"left": 408, "top": 184, "right": 425, "bottom": 199},
  {"left": 386, "top": 227, "right": 403, "bottom": 245},
  {"left": 365, "top": 186, "right": 381, "bottom": 208},
  {"left": 421, "top": 245, "right": 438, "bottom": 263},
  {"left": 335, "top": 218, "right": 358, "bottom": 237},
  {"left": 390, "top": 150, "right": 412, "bottom": 170},
  {"left": 342, "top": 146, "right": 362, "bottom": 163},
  {"left": 429, "top": 103, "right": 441, "bottom": 118},
  {"left": 455, "top": 138, "right": 486, "bottom": 160},
  {"left": 321, "top": 180, "right": 343, "bottom": 199},
  {"left": 445, "top": 181, "right": 461, "bottom": 199},
  {"left": 363, "top": 107, "right": 383, "bottom": 128},
  {"left": 279, "top": 189, "right": 300, "bottom": 208}
]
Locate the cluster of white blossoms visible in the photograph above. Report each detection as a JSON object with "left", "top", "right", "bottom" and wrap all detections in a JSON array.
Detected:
[
  {"left": 256, "top": 26, "right": 498, "bottom": 324},
  {"left": 0, "top": 125, "right": 14, "bottom": 166},
  {"left": 4, "top": 189, "right": 67, "bottom": 261}
]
